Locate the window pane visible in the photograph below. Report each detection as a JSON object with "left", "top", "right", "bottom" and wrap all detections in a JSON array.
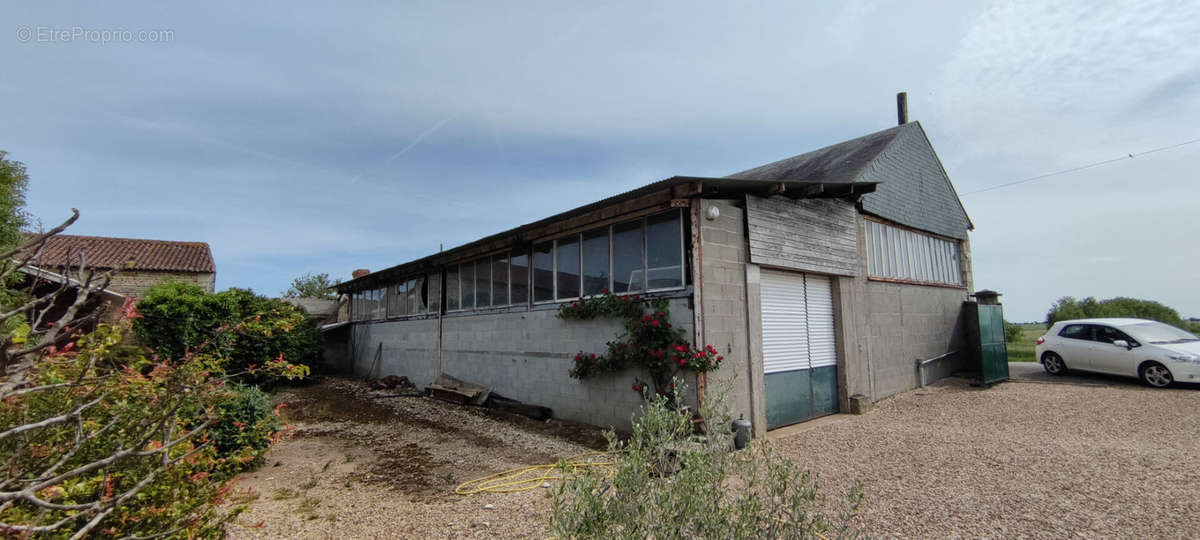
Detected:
[
  {"left": 373, "top": 288, "right": 385, "bottom": 319},
  {"left": 646, "top": 211, "right": 683, "bottom": 290},
  {"left": 510, "top": 251, "right": 529, "bottom": 305},
  {"left": 396, "top": 283, "right": 410, "bottom": 316},
  {"left": 556, "top": 236, "right": 581, "bottom": 299},
  {"left": 407, "top": 277, "right": 422, "bottom": 313},
  {"left": 612, "top": 220, "right": 644, "bottom": 293},
  {"left": 475, "top": 258, "right": 491, "bottom": 307},
  {"left": 426, "top": 272, "right": 441, "bottom": 313},
  {"left": 582, "top": 228, "right": 610, "bottom": 296},
  {"left": 461, "top": 263, "right": 475, "bottom": 310},
  {"left": 533, "top": 242, "right": 554, "bottom": 302},
  {"left": 492, "top": 255, "right": 509, "bottom": 306},
  {"left": 446, "top": 266, "right": 460, "bottom": 311}
]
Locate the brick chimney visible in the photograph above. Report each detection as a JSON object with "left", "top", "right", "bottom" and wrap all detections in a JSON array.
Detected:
[{"left": 352, "top": 268, "right": 370, "bottom": 279}]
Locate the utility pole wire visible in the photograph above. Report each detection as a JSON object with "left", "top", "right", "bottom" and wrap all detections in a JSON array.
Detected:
[{"left": 960, "top": 136, "right": 1200, "bottom": 196}]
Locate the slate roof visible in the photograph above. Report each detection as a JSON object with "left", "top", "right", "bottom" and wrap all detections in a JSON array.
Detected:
[
  {"left": 730, "top": 124, "right": 907, "bottom": 184},
  {"left": 729, "top": 121, "right": 972, "bottom": 239},
  {"left": 27, "top": 234, "right": 216, "bottom": 273}
]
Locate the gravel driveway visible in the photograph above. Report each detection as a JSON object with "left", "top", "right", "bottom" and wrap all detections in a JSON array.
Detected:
[{"left": 771, "top": 377, "right": 1200, "bottom": 538}]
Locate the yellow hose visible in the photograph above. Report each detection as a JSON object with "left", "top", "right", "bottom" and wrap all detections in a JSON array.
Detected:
[{"left": 455, "top": 451, "right": 616, "bottom": 495}]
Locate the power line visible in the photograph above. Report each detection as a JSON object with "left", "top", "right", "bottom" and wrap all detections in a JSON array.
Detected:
[{"left": 960, "top": 136, "right": 1200, "bottom": 196}]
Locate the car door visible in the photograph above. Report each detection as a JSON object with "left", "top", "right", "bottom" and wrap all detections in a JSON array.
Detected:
[
  {"left": 1089, "top": 325, "right": 1137, "bottom": 375},
  {"left": 1054, "top": 323, "right": 1097, "bottom": 370}
]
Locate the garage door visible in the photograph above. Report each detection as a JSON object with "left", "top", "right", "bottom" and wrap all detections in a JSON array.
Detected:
[{"left": 761, "top": 270, "right": 838, "bottom": 429}]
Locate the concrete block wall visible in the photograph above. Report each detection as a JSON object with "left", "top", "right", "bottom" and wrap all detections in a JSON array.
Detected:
[
  {"left": 697, "top": 200, "right": 754, "bottom": 424},
  {"left": 351, "top": 317, "right": 440, "bottom": 384},
  {"left": 348, "top": 298, "right": 695, "bottom": 431},
  {"left": 857, "top": 281, "right": 967, "bottom": 399},
  {"left": 442, "top": 299, "right": 694, "bottom": 431}
]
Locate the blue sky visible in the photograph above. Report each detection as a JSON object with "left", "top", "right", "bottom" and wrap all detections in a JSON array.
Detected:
[{"left": 2, "top": 1, "right": 1199, "bottom": 322}]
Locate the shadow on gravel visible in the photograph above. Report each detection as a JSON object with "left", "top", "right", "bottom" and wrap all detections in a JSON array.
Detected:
[{"left": 1008, "top": 362, "right": 1200, "bottom": 390}]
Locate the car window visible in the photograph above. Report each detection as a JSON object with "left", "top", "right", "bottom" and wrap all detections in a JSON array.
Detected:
[
  {"left": 1094, "top": 326, "right": 1129, "bottom": 344},
  {"left": 1058, "top": 324, "right": 1091, "bottom": 340}
]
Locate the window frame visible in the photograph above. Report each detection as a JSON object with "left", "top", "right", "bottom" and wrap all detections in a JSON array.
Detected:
[{"left": 643, "top": 209, "right": 686, "bottom": 293}]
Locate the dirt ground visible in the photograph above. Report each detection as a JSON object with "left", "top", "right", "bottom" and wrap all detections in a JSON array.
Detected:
[
  {"left": 224, "top": 377, "right": 606, "bottom": 539},
  {"left": 771, "top": 377, "right": 1200, "bottom": 538}
]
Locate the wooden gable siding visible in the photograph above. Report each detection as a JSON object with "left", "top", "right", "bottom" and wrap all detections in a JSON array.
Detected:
[{"left": 745, "top": 195, "right": 858, "bottom": 277}]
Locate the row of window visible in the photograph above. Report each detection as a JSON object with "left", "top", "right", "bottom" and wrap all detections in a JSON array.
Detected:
[
  {"left": 530, "top": 211, "right": 684, "bottom": 304},
  {"left": 350, "top": 210, "right": 686, "bottom": 319},
  {"left": 864, "top": 219, "right": 963, "bottom": 286},
  {"left": 445, "top": 253, "right": 529, "bottom": 311}
]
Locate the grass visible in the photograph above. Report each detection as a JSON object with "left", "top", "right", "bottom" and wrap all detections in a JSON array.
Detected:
[{"left": 1007, "top": 323, "right": 1046, "bottom": 362}]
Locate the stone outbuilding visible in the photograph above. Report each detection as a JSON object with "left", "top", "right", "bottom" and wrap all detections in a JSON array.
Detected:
[
  {"left": 29, "top": 234, "right": 216, "bottom": 298},
  {"left": 335, "top": 120, "right": 973, "bottom": 436}
]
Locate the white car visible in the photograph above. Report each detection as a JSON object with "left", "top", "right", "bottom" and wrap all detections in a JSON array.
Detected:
[{"left": 1035, "top": 318, "right": 1200, "bottom": 387}]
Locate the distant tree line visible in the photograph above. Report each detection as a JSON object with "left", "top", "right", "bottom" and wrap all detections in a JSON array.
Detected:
[{"left": 1045, "top": 296, "right": 1188, "bottom": 328}]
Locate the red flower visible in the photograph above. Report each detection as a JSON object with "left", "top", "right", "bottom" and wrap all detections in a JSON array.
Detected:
[
  {"left": 632, "top": 384, "right": 642, "bottom": 392},
  {"left": 679, "top": 358, "right": 686, "bottom": 366},
  {"left": 651, "top": 319, "right": 660, "bottom": 327},
  {"left": 602, "top": 288, "right": 610, "bottom": 295},
  {"left": 656, "top": 311, "right": 665, "bottom": 318},
  {"left": 676, "top": 345, "right": 687, "bottom": 352},
  {"left": 716, "top": 356, "right": 723, "bottom": 362},
  {"left": 641, "top": 315, "right": 651, "bottom": 323}
]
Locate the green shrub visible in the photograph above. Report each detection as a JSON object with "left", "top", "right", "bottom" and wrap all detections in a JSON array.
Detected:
[
  {"left": 205, "top": 383, "right": 280, "bottom": 468},
  {"left": 1003, "top": 320, "right": 1022, "bottom": 343},
  {"left": 1046, "top": 296, "right": 1186, "bottom": 328},
  {"left": 133, "top": 283, "right": 318, "bottom": 382},
  {"left": 551, "top": 382, "right": 863, "bottom": 539}
]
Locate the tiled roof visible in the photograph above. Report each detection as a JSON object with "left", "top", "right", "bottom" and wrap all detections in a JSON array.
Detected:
[{"left": 26, "top": 234, "right": 216, "bottom": 273}]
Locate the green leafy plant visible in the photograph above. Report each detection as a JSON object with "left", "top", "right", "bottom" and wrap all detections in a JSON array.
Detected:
[
  {"left": 0, "top": 316, "right": 307, "bottom": 538},
  {"left": 201, "top": 383, "right": 281, "bottom": 468},
  {"left": 1003, "top": 320, "right": 1022, "bottom": 343},
  {"left": 551, "top": 381, "right": 863, "bottom": 539},
  {"left": 559, "top": 291, "right": 723, "bottom": 396},
  {"left": 133, "top": 283, "right": 319, "bottom": 383}
]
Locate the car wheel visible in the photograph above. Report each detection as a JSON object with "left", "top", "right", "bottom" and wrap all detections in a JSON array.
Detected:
[
  {"left": 1042, "top": 352, "right": 1067, "bottom": 375},
  {"left": 1140, "top": 362, "right": 1173, "bottom": 388}
]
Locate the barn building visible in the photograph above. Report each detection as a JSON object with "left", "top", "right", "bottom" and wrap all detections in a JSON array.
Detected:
[{"left": 334, "top": 119, "right": 973, "bottom": 436}]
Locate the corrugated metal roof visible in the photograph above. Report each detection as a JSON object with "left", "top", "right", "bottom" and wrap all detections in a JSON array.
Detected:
[{"left": 27, "top": 234, "right": 216, "bottom": 273}]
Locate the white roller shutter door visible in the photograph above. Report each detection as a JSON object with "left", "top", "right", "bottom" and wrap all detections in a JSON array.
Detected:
[
  {"left": 760, "top": 270, "right": 809, "bottom": 374},
  {"left": 760, "top": 270, "right": 837, "bottom": 373},
  {"left": 804, "top": 275, "right": 837, "bottom": 369}
]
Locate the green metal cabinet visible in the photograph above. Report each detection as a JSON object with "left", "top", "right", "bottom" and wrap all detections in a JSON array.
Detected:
[{"left": 964, "top": 299, "right": 1009, "bottom": 385}]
